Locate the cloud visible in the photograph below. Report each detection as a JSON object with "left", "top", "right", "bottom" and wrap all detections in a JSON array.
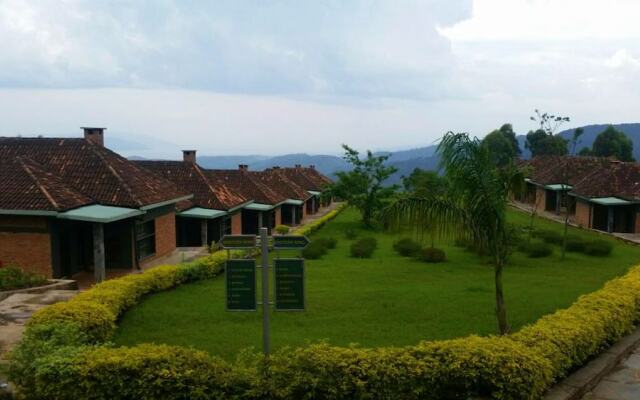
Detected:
[{"left": 0, "top": 0, "right": 473, "bottom": 100}]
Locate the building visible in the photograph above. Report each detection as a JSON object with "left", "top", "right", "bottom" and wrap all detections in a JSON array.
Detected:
[
  {"left": 0, "top": 128, "right": 191, "bottom": 281},
  {"left": 251, "top": 167, "right": 312, "bottom": 226},
  {"left": 209, "top": 166, "right": 287, "bottom": 234},
  {"left": 277, "top": 165, "right": 333, "bottom": 216},
  {"left": 135, "top": 150, "right": 250, "bottom": 248}
]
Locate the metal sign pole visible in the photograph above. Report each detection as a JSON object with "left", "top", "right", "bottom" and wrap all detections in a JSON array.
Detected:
[{"left": 260, "top": 227, "right": 270, "bottom": 356}]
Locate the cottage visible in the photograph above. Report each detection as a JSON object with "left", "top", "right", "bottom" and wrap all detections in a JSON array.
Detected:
[
  {"left": 277, "top": 164, "right": 333, "bottom": 217},
  {"left": 253, "top": 167, "right": 312, "bottom": 226},
  {"left": 0, "top": 128, "right": 191, "bottom": 282},
  {"left": 135, "top": 150, "right": 250, "bottom": 248}
]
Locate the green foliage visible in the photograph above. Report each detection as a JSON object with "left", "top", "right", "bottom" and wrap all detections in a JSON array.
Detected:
[
  {"left": 418, "top": 247, "right": 447, "bottom": 263},
  {"left": 344, "top": 228, "right": 358, "bottom": 240},
  {"left": 565, "top": 236, "right": 587, "bottom": 252},
  {"left": 392, "top": 238, "right": 422, "bottom": 257},
  {"left": 578, "top": 147, "right": 592, "bottom": 156},
  {"left": 584, "top": 239, "right": 613, "bottom": 257},
  {"left": 275, "top": 224, "right": 290, "bottom": 235},
  {"left": 519, "top": 242, "right": 553, "bottom": 258},
  {"left": 535, "top": 229, "right": 563, "bottom": 245},
  {"left": 401, "top": 168, "right": 448, "bottom": 198},
  {"left": 350, "top": 237, "right": 377, "bottom": 258},
  {"left": 591, "top": 125, "right": 634, "bottom": 161},
  {"left": 292, "top": 204, "right": 347, "bottom": 237},
  {"left": 482, "top": 123, "right": 521, "bottom": 166},
  {"left": 329, "top": 145, "right": 398, "bottom": 227},
  {"left": 301, "top": 242, "right": 328, "bottom": 259},
  {"left": 525, "top": 129, "right": 568, "bottom": 157},
  {"left": 314, "top": 237, "right": 337, "bottom": 250},
  {"left": 0, "top": 266, "right": 47, "bottom": 291}
]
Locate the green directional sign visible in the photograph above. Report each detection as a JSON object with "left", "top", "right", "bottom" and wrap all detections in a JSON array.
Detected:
[
  {"left": 273, "top": 235, "right": 310, "bottom": 249},
  {"left": 220, "top": 234, "right": 257, "bottom": 249},
  {"left": 274, "top": 258, "right": 305, "bottom": 311},
  {"left": 226, "top": 259, "right": 257, "bottom": 311}
]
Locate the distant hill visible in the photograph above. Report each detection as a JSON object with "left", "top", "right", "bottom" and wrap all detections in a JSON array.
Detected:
[
  {"left": 517, "top": 123, "right": 640, "bottom": 159},
  {"left": 197, "top": 155, "right": 271, "bottom": 169}
]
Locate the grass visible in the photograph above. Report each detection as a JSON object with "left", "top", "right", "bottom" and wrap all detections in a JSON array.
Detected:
[{"left": 113, "top": 207, "right": 640, "bottom": 359}]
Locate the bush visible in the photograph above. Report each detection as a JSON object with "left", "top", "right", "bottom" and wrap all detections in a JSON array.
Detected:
[
  {"left": 0, "top": 267, "right": 47, "bottom": 291},
  {"left": 301, "top": 242, "right": 328, "bottom": 259},
  {"left": 520, "top": 241, "right": 553, "bottom": 258},
  {"left": 418, "top": 247, "right": 446, "bottom": 263},
  {"left": 393, "top": 238, "right": 421, "bottom": 257},
  {"left": 565, "top": 235, "right": 587, "bottom": 252},
  {"left": 292, "top": 204, "right": 347, "bottom": 237},
  {"left": 315, "top": 237, "right": 337, "bottom": 250},
  {"left": 275, "top": 225, "right": 290, "bottom": 235},
  {"left": 584, "top": 239, "right": 613, "bottom": 257},
  {"left": 536, "top": 229, "right": 563, "bottom": 245},
  {"left": 344, "top": 228, "right": 358, "bottom": 240},
  {"left": 350, "top": 237, "right": 377, "bottom": 258}
]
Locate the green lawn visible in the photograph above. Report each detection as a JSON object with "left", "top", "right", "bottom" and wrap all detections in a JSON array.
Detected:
[{"left": 114, "top": 207, "right": 640, "bottom": 359}]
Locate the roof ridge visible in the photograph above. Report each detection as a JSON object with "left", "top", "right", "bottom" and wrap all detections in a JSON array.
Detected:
[
  {"left": 86, "top": 140, "right": 142, "bottom": 207},
  {"left": 191, "top": 162, "right": 220, "bottom": 204},
  {"left": 18, "top": 157, "right": 60, "bottom": 210}
]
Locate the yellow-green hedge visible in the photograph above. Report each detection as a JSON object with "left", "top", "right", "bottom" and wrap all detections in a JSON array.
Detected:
[
  {"left": 292, "top": 203, "right": 347, "bottom": 237},
  {"left": 10, "top": 203, "right": 640, "bottom": 399}
]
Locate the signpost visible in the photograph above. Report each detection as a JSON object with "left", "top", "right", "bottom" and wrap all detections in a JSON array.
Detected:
[
  {"left": 274, "top": 259, "right": 305, "bottom": 311},
  {"left": 225, "top": 259, "right": 257, "bottom": 311},
  {"left": 221, "top": 230, "right": 310, "bottom": 356}
]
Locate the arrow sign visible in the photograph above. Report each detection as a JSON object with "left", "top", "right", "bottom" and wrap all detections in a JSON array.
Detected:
[
  {"left": 273, "top": 235, "right": 310, "bottom": 249},
  {"left": 220, "top": 234, "right": 257, "bottom": 249}
]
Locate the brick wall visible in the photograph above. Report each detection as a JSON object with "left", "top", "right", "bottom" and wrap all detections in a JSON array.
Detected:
[
  {"left": 301, "top": 201, "right": 307, "bottom": 219},
  {"left": 574, "top": 200, "right": 592, "bottom": 228},
  {"left": 535, "top": 187, "right": 546, "bottom": 213},
  {"left": 140, "top": 211, "right": 176, "bottom": 267},
  {"left": 231, "top": 212, "right": 242, "bottom": 234},
  {"left": 275, "top": 207, "right": 282, "bottom": 226},
  {"left": 0, "top": 216, "right": 52, "bottom": 278},
  {"left": 635, "top": 209, "right": 640, "bottom": 234}
]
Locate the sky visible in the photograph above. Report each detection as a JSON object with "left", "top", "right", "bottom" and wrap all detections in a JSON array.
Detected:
[{"left": 1, "top": 0, "right": 639, "bottom": 158}]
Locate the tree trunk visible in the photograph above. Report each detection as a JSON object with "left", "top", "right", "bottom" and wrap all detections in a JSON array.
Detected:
[{"left": 494, "top": 259, "right": 509, "bottom": 335}]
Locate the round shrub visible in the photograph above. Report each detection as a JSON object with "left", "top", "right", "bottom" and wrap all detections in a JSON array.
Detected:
[
  {"left": 0, "top": 266, "right": 47, "bottom": 291},
  {"left": 301, "top": 242, "right": 328, "bottom": 259},
  {"left": 350, "top": 237, "right": 377, "bottom": 258},
  {"left": 275, "top": 224, "right": 290, "bottom": 235},
  {"left": 315, "top": 237, "right": 337, "bottom": 250},
  {"left": 537, "top": 230, "right": 563, "bottom": 245},
  {"left": 393, "top": 238, "right": 421, "bottom": 257},
  {"left": 584, "top": 239, "right": 613, "bottom": 257},
  {"left": 418, "top": 247, "right": 446, "bottom": 263},
  {"left": 524, "top": 242, "right": 553, "bottom": 258},
  {"left": 565, "top": 235, "right": 587, "bottom": 252}
]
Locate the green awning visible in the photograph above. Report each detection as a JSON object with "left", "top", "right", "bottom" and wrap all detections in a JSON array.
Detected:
[
  {"left": 545, "top": 184, "right": 572, "bottom": 191},
  {"left": 244, "top": 203, "right": 275, "bottom": 211},
  {"left": 283, "top": 199, "right": 304, "bottom": 206},
  {"left": 308, "top": 190, "right": 321, "bottom": 196},
  {"left": 178, "top": 207, "right": 227, "bottom": 219},
  {"left": 57, "top": 205, "right": 144, "bottom": 223},
  {"left": 590, "top": 197, "right": 632, "bottom": 206}
]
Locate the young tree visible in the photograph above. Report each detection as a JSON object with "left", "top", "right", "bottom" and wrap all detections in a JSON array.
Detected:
[
  {"left": 330, "top": 145, "right": 398, "bottom": 227},
  {"left": 525, "top": 110, "right": 571, "bottom": 157},
  {"left": 401, "top": 168, "right": 448, "bottom": 198},
  {"left": 560, "top": 127, "right": 584, "bottom": 259},
  {"left": 482, "top": 123, "right": 521, "bottom": 166},
  {"left": 383, "top": 132, "right": 524, "bottom": 335},
  {"left": 591, "top": 126, "right": 634, "bottom": 161}
]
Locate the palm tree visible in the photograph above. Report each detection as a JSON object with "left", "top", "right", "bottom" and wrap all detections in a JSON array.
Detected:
[{"left": 383, "top": 132, "right": 524, "bottom": 335}]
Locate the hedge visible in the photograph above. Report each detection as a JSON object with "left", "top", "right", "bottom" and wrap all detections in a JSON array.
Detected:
[{"left": 9, "top": 203, "right": 640, "bottom": 399}]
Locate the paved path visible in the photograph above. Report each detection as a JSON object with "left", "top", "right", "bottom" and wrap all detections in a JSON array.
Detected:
[{"left": 582, "top": 346, "right": 640, "bottom": 400}]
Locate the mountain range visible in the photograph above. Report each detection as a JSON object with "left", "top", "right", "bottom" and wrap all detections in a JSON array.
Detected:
[{"left": 131, "top": 123, "right": 640, "bottom": 186}]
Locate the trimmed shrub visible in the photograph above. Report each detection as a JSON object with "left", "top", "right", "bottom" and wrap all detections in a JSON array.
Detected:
[
  {"left": 418, "top": 247, "right": 446, "bottom": 263},
  {"left": 315, "top": 237, "right": 338, "bottom": 250},
  {"left": 565, "top": 235, "right": 587, "bottom": 252},
  {"left": 275, "top": 225, "right": 290, "bottom": 235},
  {"left": 350, "top": 237, "right": 377, "bottom": 258},
  {"left": 292, "top": 204, "right": 347, "bottom": 237},
  {"left": 536, "top": 230, "right": 563, "bottom": 245},
  {"left": 584, "top": 239, "right": 614, "bottom": 257},
  {"left": 0, "top": 266, "right": 47, "bottom": 291},
  {"left": 393, "top": 238, "right": 421, "bottom": 257},
  {"left": 301, "top": 242, "right": 328, "bottom": 259},
  {"left": 520, "top": 242, "right": 553, "bottom": 258}
]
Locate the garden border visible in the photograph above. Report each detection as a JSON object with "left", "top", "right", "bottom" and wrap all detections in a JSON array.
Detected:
[{"left": 8, "top": 203, "right": 640, "bottom": 400}]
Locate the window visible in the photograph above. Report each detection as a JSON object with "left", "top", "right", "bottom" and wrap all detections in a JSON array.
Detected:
[
  {"left": 136, "top": 220, "right": 156, "bottom": 260},
  {"left": 223, "top": 216, "right": 232, "bottom": 235},
  {"left": 270, "top": 211, "right": 276, "bottom": 228}
]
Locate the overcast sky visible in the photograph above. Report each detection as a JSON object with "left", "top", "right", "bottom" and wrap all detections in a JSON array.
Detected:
[{"left": 1, "top": 0, "right": 639, "bottom": 158}]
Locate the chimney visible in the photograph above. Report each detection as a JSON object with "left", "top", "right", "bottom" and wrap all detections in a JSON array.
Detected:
[
  {"left": 82, "top": 127, "right": 105, "bottom": 146},
  {"left": 272, "top": 166, "right": 280, "bottom": 170},
  {"left": 182, "top": 150, "right": 197, "bottom": 163},
  {"left": 309, "top": 165, "right": 315, "bottom": 170},
  {"left": 239, "top": 164, "right": 249, "bottom": 171},
  {"left": 295, "top": 164, "right": 302, "bottom": 170}
]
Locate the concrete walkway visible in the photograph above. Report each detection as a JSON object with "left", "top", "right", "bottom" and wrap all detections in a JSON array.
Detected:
[{"left": 582, "top": 346, "right": 640, "bottom": 400}]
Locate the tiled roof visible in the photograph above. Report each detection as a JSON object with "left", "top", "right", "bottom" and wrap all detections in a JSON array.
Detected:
[
  {"left": 0, "top": 157, "right": 93, "bottom": 211},
  {"left": 277, "top": 167, "right": 331, "bottom": 191},
  {"left": 0, "top": 137, "right": 189, "bottom": 209},
  {"left": 135, "top": 160, "right": 247, "bottom": 211},
  {"left": 571, "top": 162, "right": 640, "bottom": 201},
  {"left": 527, "top": 156, "right": 612, "bottom": 186},
  {"left": 208, "top": 169, "right": 286, "bottom": 206},
  {"left": 250, "top": 169, "right": 310, "bottom": 201}
]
